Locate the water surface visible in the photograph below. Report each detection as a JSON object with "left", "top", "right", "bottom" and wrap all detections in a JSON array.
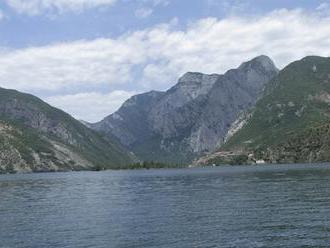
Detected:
[{"left": 1, "top": 164, "right": 330, "bottom": 248}]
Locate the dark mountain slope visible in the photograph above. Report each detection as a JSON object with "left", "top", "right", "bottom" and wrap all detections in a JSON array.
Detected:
[{"left": 0, "top": 88, "right": 134, "bottom": 173}]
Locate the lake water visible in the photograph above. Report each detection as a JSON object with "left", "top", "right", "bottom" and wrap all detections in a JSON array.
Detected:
[{"left": 1, "top": 164, "right": 330, "bottom": 248}]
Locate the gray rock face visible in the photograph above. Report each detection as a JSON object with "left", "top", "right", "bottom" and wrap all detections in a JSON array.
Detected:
[
  {"left": 93, "top": 90, "right": 165, "bottom": 147},
  {"left": 92, "top": 55, "right": 279, "bottom": 164},
  {"left": 0, "top": 97, "right": 76, "bottom": 145}
]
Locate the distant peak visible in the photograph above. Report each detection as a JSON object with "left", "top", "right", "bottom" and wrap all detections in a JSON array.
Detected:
[
  {"left": 178, "top": 72, "right": 219, "bottom": 84},
  {"left": 179, "top": 72, "right": 204, "bottom": 83},
  {"left": 239, "top": 55, "right": 279, "bottom": 73},
  {"left": 145, "top": 90, "right": 164, "bottom": 96},
  {"left": 253, "top": 55, "right": 272, "bottom": 61},
  {"left": 121, "top": 90, "right": 165, "bottom": 108}
]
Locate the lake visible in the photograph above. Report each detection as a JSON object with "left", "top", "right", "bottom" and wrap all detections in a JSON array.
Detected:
[{"left": 1, "top": 164, "right": 330, "bottom": 248}]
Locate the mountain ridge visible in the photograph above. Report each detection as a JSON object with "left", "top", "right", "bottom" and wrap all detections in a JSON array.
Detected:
[
  {"left": 0, "top": 87, "right": 134, "bottom": 173},
  {"left": 92, "top": 55, "right": 279, "bottom": 164}
]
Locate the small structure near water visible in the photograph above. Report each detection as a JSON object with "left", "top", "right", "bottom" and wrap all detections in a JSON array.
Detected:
[{"left": 256, "top": 160, "right": 266, "bottom": 164}]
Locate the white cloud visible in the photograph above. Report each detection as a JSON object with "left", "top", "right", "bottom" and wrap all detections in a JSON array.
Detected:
[
  {"left": 1, "top": 8, "right": 330, "bottom": 120},
  {"left": 45, "top": 91, "right": 136, "bottom": 122},
  {"left": 5, "top": 0, "right": 117, "bottom": 15},
  {"left": 135, "top": 7, "right": 153, "bottom": 18},
  {"left": 0, "top": 37, "right": 146, "bottom": 91}
]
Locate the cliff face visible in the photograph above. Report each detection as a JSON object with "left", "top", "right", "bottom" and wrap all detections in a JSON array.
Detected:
[
  {"left": 93, "top": 55, "right": 279, "bottom": 164},
  {"left": 196, "top": 56, "right": 330, "bottom": 166},
  {"left": 0, "top": 88, "right": 134, "bottom": 173},
  {"left": 93, "top": 90, "right": 165, "bottom": 147}
]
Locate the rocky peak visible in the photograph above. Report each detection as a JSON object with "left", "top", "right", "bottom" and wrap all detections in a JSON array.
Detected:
[
  {"left": 178, "top": 72, "right": 219, "bottom": 85},
  {"left": 238, "top": 55, "right": 279, "bottom": 74},
  {"left": 162, "top": 72, "right": 220, "bottom": 108},
  {"left": 122, "top": 90, "right": 164, "bottom": 109}
]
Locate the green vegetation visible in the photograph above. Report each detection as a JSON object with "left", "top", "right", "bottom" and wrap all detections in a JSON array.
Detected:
[
  {"left": 125, "top": 161, "right": 184, "bottom": 169},
  {"left": 220, "top": 56, "right": 330, "bottom": 165},
  {"left": 0, "top": 87, "right": 134, "bottom": 172},
  {"left": 261, "top": 124, "right": 330, "bottom": 164},
  {"left": 131, "top": 135, "right": 194, "bottom": 165},
  {"left": 208, "top": 154, "right": 249, "bottom": 166},
  {"left": 93, "top": 161, "right": 185, "bottom": 171}
]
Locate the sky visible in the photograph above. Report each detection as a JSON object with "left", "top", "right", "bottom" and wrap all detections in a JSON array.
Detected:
[{"left": 0, "top": 0, "right": 330, "bottom": 122}]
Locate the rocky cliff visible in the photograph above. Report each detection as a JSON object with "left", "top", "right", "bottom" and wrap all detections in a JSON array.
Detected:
[{"left": 92, "top": 55, "right": 279, "bottom": 164}]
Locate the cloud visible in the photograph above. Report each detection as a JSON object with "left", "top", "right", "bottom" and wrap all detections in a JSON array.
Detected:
[
  {"left": 1, "top": 8, "right": 330, "bottom": 120},
  {"left": 5, "top": 0, "right": 117, "bottom": 15},
  {"left": 135, "top": 7, "right": 153, "bottom": 18},
  {"left": 0, "top": 37, "right": 146, "bottom": 91},
  {"left": 45, "top": 91, "right": 136, "bottom": 122}
]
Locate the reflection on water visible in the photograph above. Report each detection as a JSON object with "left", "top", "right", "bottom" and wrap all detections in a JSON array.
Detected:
[{"left": 1, "top": 164, "right": 330, "bottom": 248}]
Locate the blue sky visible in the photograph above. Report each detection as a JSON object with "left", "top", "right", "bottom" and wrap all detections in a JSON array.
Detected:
[
  {"left": 0, "top": 0, "right": 326, "bottom": 48},
  {"left": 0, "top": 0, "right": 329, "bottom": 121}
]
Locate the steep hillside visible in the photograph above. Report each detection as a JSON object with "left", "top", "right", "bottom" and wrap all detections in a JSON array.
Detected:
[
  {"left": 197, "top": 56, "right": 330, "bottom": 165},
  {"left": 0, "top": 88, "right": 134, "bottom": 173},
  {"left": 93, "top": 55, "right": 278, "bottom": 164},
  {"left": 93, "top": 90, "right": 165, "bottom": 147}
]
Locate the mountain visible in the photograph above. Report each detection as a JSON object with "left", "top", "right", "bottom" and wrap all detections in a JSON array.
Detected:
[
  {"left": 92, "top": 55, "right": 279, "bottom": 164},
  {"left": 0, "top": 88, "right": 134, "bottom": 173},
  {"left": 195, "top": 56, "right": 330, "bottom": 165}
]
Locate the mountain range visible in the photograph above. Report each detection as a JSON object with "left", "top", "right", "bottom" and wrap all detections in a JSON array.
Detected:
[
  {"left": 91, "top": 55, "right": 278, "bottom": 164},
  {"left": 1, "top": 55, "right": 330, "bottom": 173}
]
